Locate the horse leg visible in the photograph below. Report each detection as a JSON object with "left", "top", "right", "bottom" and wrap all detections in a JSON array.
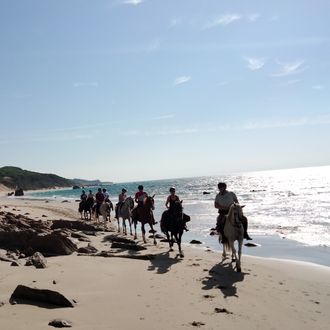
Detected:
[
  {"left": 231, "top": 241, "right": 237, "bottom": 263},
  {"left": 133, "top": 220, "right": 137, "bottom": 240},
  {"left": 117, "top": 217, "right": 120, "bottom": 232},
  {"left": 177, "top": 232, "right": 184, "bottom": 258},
  {"left": 237, "top": 239, "right": 243, "bottom": 273},
  {"left": 123, "top": 218, "right": 127, "bottom": 235},
  {"left": 141, "top": 223, "right": 146, "bottom": 243},
  {"left": 166, "top": 232, "right": 173, "bottom": 251},
  {"left": 219, "top": 235, "right": 226, "bottom": 259},
  {"left": 149, "top": 222, "right": 157, "bottom": 245},
  {"left": 128, "top": 218, "right": 133, "bottom": 236},
  {"left": 102, "top": 213, "right": 107, "bottom": 230}
]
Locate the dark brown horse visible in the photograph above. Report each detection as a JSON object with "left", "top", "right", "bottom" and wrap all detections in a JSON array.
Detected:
[
  {"left": 160, "top": 201, "right": 190, "bottom": 257},
  {"left": 132, "top": 195, "right": 156, "bottom": 244}
]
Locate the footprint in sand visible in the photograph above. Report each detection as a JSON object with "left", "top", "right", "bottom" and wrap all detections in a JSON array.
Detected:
[{"left": 203, "top": 294, "right": 215, "bottom": 299}]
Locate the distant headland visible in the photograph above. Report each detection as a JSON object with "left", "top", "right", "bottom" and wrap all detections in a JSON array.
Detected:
[{"left": 0, "top": 166, "right": 110, "bottom": 191}]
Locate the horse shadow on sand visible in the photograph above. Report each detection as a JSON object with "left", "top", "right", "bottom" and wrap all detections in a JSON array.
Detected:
[
  {"left": 147, "top": 251, "right": 183, "bottom": 274},
  {"left": 201, "top": 259, "right": 249, "bottom": 298}
]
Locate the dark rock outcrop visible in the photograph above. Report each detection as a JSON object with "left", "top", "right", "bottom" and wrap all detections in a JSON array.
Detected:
[
  {"left": 0, "top": 213, "right": 77, "bottom": 256},
  {"left": 48, "top": 319, "right": 73, "bottom": 328},
  {"left": 77, "top": 245, "right": 98, "bottom": 254},
  {"left": 10, "top": 285, "right": 75, "bottom": 308},
  {"left": 111, "top": 242, "right": 147, "bottom": 251},
  {"left": 25, "top": 252, "right": 47, "bottom": 268},
  {"left": 51, "top": 220, "right": 103, "bottom": 232}
]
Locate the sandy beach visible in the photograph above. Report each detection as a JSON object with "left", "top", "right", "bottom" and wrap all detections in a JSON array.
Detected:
[{"left": 0, "top": 195, "right": 329, "bottom": 330}]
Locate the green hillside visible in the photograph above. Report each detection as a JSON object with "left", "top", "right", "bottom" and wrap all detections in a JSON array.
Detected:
[{"left": 0, "top": 166, "right": 74, "bottom": 190}]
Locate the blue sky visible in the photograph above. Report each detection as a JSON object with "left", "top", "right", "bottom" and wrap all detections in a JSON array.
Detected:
[{"left": 1, "top": 0, "right": 329, "bottom": 182}]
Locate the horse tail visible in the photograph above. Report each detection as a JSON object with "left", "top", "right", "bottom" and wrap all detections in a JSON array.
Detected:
[{"left": 222, "top": 239, "right": 230, "bottom": 252}]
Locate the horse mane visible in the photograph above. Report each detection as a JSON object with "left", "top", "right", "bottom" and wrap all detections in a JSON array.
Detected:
[{"left": 226, "top": 203, "right": 243, "bottom": 223}]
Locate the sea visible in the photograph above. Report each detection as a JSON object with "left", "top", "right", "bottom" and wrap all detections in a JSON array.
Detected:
[{"left": 26, "top": 165, "right": 330, "bottom": 266}]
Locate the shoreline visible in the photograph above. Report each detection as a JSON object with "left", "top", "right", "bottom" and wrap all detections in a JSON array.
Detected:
[
  {"left": 0, "top": 197, "right": 329, "bottom": 329},
  {"left": 0, "top": 195, "right": 329, "bottom": 267}
]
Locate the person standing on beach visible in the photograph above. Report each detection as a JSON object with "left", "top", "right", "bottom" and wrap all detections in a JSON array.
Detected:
[
  {"left": 214, "top": 182, "right": 252, "bottom": 240},
  {"left": 115, "top": 188, "right": 127, "bottom": 219}
]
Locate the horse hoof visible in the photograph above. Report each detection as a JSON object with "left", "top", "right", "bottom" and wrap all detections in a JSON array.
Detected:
[
  {"left": 153, "top": 241, "right": 157, "bottom": 246},
  {"left": 232, "top": 258, "right": 236, "bottom": 263},
  {"left": 237, "top": 267, "right": 241, "bottom": 273},
  {"left": 170, "top": 248, "right": 174, "bottom": 252},
  {"left": 180, "top": 253, "right": 184, "bottom": 258}
]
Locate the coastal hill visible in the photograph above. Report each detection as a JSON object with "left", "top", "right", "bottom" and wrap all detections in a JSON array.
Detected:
[
  {"left": 0, "top": 166, "right": 74, "bottom": 190},
  {"left": 0, "top": 166, "right": 111, "bottom": 191}
]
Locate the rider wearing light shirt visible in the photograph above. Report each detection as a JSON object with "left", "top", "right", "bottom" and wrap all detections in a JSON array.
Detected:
[
  {"left": 115, "top": 188, "right": 127, "bottom": 219},
  {"left": 214, "top": 182, "right": 252, "bottom": 240}
]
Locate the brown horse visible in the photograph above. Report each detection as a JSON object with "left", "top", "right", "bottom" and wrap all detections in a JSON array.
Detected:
[
  {"left": 160, "top": 201, "right": 190, "bottom": 257},
  {"left": 132, "top": 195, "right": 157, "bottom": 244}
]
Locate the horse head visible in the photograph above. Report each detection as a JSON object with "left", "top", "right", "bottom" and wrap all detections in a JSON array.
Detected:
[
  {"left": 144, "top": 195, "right": 155, "bottom": 210},
  {"left": 125, "top": 196, "right": 134, "bottom": 209},
  {"left": 172, "top": 200, "right": 183, "bottom": 214},
  {"left": 227, "top": 203, "right": 244, "bottom": 226}
]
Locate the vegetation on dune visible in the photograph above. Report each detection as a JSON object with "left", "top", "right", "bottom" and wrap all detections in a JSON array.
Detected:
[{"left": 0, "top": 166, "right": 74, "bottom": 190}]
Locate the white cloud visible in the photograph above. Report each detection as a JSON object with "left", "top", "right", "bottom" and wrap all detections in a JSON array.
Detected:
[
  {"left": 118, "top": 114, "right": 330, "bottom": 137},
  {"left": 151, "top": 114, "right": 175, "bottom": 121},
  {"left": 247, "top": 13, "right": 260, "bottom": 22},
  {"left": 204, "top": 14, "right": 241, "bottom": 29},
  {"left": 170, "top": 18, "right": 182, "bottom": 27},
  {"left": 73, "top": 81, "right": 99, "bottom": 88},
  {"left": 312, "top": 84, "right": 325, "bottom": 90},
  {"left": 147, "top": 39, "right": 160, "bottom": 52},
  {"left": 123, "top": 0, "right": 143, "bottom": 5},
  {"left": 244, "top": 57, "right": 266, "bottom": 70},
  {"left": 284, "top": 79, "right": 301, "bottom": 85},
  {"left": 174, "top": 76, "right": 191, "bottom": 86},
  {"left": 272, "top": 60, "right": 306, "bottom": 77}
]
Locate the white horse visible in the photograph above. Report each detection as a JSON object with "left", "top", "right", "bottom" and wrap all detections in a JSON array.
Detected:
[
  {"left": 95, "top": 201, "right": 113, "bottom": 230},
  {"left": 218, "top": 203, "right": 244, "bottom": 272},
  {"left": 117, "top": 196, "right": 134, "bottom": 235}
]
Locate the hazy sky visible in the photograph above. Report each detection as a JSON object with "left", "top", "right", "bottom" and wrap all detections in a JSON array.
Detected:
[{"left": 1, "top": 0, "right": 329, "bottom": 182}]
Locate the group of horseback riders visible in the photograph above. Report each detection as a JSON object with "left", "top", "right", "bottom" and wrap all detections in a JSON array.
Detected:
[
  {"left": 79, "top": 182, "right": 252, "bottom": 241},
  {"left": 79, "top": 187, "right": 113, "bottom": 219}
]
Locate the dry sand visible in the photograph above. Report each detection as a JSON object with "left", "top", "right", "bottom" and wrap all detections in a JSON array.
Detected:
[{"left": 0, "top": 196, "right": 329, "bottom": 330}]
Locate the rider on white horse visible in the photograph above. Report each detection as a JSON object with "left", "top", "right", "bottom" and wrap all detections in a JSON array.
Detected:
[
  {"left": 214, "top": 182, "right": 252, "bottom": 241},
  {"left": 115, "top": 188, "right": 127, "bottom": 219}
]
